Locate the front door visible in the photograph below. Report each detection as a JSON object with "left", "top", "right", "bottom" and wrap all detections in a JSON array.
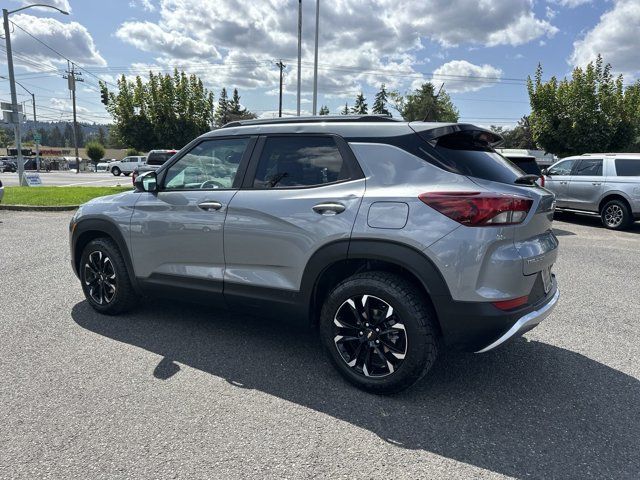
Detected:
[
  {"left": 545, "top": 159, "right": 577, "bottom": 207},
  {"left": 130, "top": 137, "right": 254, "bottom": 296},
  {"left": 564, "top": 158, "right": 604, "bottom": 211},
  {"left": 223, "top": 135, "right": 365, "bottom": 307}
]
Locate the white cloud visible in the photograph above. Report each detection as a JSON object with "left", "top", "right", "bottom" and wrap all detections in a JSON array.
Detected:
[
  {"left": 114, "top": 0, "right": 557, "bottom": 96},
  {"left": 129, "top": 0, "right": 156, "bottom": 11},
  {"left": 549, "top": 0, "right": 592, "bottom": 7},
  {"left": 546, "top": 6, "right": 557, "bottom": 19},
  {"left": 7, "top": 14, "right": 106, "bottom": 70},
  {"left": 20, "top": 0, "right": 71, "bottom": 13},
  {"left": 432, "top": 60, "right": 503, "bottom": 93},
  {"left": 570, "top": 0, "right": 640, "bottom": 78}
]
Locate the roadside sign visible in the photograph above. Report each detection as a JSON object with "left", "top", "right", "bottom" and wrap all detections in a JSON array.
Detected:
[
  {"left": 22, "top": 172, "right": 43, "bottom": 186},
  {"left": 1, "top": 102, "right": 23, "bottom": 112},
  {"left": 33, "top": 133, "right": 41, "bottom": 143}
]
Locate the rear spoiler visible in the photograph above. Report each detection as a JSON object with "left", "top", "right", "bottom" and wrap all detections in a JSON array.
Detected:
[{"left": 409, "top": 122, "right": 504, "bottom": 148}]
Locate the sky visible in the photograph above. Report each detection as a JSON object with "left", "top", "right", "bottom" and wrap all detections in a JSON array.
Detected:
[{"left": 1, "top": 0, "right": 638, "bottom": 129}]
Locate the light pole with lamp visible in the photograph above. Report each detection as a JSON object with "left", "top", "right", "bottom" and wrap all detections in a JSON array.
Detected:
[{"left": 2, "top": 3, "right": 68, "bottom": 184}]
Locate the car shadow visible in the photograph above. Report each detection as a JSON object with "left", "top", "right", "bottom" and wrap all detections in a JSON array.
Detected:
[
  {"left": 71, "top": 301, "right": 639, "bottom": 479},
  {"left": 555, "top": 212, "right": 640, "bottom": 234}
]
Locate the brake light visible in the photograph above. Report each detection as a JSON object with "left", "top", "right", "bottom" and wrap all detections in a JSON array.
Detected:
[
  {"left": 418, "top": 192, "right": 533, "bottom": 226},
  {"left": 539, "top": 175, "right": 545, "bottom": 187},
  {"left": 492, "top": 295, "right": 528, "bottom": 311}
]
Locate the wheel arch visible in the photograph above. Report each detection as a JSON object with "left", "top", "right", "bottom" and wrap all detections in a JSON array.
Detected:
[
  {"left": 598, "top": 192, "right": 632, "bottom": 212},
  {"left": 302, "top": 239, "right": 451, "bottom": 335},
  {"left": 73, "top": 218, "right": 140, "bottom": 294}
]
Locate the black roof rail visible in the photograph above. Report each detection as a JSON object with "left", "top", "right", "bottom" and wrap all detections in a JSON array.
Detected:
[{"left": 221, "top": 115, "right": 399, "bottom": 128}]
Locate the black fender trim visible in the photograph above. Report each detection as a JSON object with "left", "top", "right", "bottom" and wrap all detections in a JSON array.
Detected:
[{"left": 72, "top": 218, "right": 140, "bottom": 294}]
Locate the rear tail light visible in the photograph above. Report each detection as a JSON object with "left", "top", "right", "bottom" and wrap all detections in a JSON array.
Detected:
[
  {"left": 419, "top": 192, "right": 533, "bottom": 226},
  {"left": 492, "top": 295, "right": 528, "bottom": 311},
  {"left": 539, "top": 175, "right": 545, "bottom": 187}
]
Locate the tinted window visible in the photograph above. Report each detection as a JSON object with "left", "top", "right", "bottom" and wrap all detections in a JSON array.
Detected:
[
  {"left": 147, "top": 151, "right": 175, "bottom": 166},
  {"left": 253, "top": 136, "right": 348, "bottom": 188},
  {"left": 615, "top": 159, "right": 640, "bottom": 176},
  {"left": 548, "top": 160, "right": 576, "bottom": 176},
  {"left": 506, "top": 157, "right": 541, "bottom": 175},
  {"left": 574, "top": 159, "right": 602, "bottom": 176},
  {"left": 164, "top": 138, "right": 248, "bottom": 190},
  {"left": 430, "top": 131, "right": 523, "bottom": 184}
]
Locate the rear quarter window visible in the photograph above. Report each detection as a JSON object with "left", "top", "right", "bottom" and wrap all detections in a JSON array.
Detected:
[{"left": 615, "top": 159, "right": 640, "bottom": 176}]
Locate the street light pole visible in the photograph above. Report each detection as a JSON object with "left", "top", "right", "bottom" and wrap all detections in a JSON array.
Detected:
[
  {"left": 312, "top": 0, "right": 319, "bottom": 115},
  {"left": 297, "top": 0, "right": 302, "bottom": 116},
  {"left": 3, "top": 8, "right": 25, "bottom": 184},
  {"left": 1, "top": 4, "right": 68, "bottom": 184}
]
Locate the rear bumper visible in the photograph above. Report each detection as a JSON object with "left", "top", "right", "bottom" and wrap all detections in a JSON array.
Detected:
[
  {"left": 475, "top": 286, "right": 559, "bottom": 353},
  {"left": 432, "top": 276, "right": 559, "bottom": 352}
]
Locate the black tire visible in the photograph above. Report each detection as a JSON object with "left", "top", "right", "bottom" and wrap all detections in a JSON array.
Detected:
[
  {"left": 112, "top": 167, "right": 121, "bottom": 176},
  {"left": 319, "top": 271, "right": 439, "bottom": 394},
  {"left": 123, "top": 172, "right": 131, "bottom": 176},
  {"left": 79, "top": 238, "right": 137, "bottom": 315},
  {"left": 600, "top": 199, "right": 631, "bottom": 230}
]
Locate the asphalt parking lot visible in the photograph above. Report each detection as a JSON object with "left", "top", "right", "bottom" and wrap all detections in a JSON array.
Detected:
[
  {"left": 0, "top": 171, "right": 128, "bottom": 187},
  {"left": 0, "top": 211, "right": 638, "bottom": 479}
]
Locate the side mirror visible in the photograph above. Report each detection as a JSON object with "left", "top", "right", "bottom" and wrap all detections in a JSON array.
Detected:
[
  {"left": 134, "top": 170, "right": 158, "bottom": 192},
  {"left": 541, "top": 168, "right": 549, "bottom": 176}
]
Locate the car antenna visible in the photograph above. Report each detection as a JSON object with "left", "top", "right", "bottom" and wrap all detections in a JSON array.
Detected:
[{"left": 423, "top": 83, "right": 445, "bottom": 122}]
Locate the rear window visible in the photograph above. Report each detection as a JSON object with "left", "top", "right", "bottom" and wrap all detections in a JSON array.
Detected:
[
  {"left": 506, "top": 157, "right": 541, "bottom": 176},
  {"left": 615, "top": 159, "right": 640, "bottom": 176},
  {"left": 429, "top": 131, "right": 523, "bottom": 184},
  {"left": 147, "top": 151, "right": 175, "bottom": 166}
]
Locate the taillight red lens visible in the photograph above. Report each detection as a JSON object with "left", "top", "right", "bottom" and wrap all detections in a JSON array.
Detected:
[
  {"left": 418, "top": 192, "right": 533, "bottom": 226},
  {"left": 539, "top": 175, "right": 545, "bottom": 187},
  {"left": 492, "top": 295, "right": 528, "bottom": 311}
]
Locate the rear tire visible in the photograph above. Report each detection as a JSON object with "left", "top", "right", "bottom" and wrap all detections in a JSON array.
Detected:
[
  {"left": 600, "top": 199, "right": 631, "bottom": 230},
  {"left": 80, "top": 238, "right": 137, "bottom": 315},
  {"left": 319, "top": 271, "right": 439, "bottom": 394},
  {"left": 112, "top": 167, "right": 121, "bottom": 176}
]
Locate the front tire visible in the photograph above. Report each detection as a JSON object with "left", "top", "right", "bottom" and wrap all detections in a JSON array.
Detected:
[
  {"left": 600, "top": 199, "right": 631, "bottom": 230},
  {"left": 112, "top": 167, "right": 121, "bottom": 176},
  {"left": 320, "top": 271, "right": 439, "bottom": 394},
  {"left": 80, "top": 238, "right": 137, "bottom": 315}
]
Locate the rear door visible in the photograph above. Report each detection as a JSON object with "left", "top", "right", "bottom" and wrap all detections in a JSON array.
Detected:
[
  {"left": 130, "top": 136, "right": 254, "bottom": 297},
  {"left": 545, "top": 159, "right": 577, "bottom": 207},
  {"left": 565, "top": 158, "right": 604, "bottom": 211},
  {"left": 223, "top": 134, "right": 365, "bottom": 305}
]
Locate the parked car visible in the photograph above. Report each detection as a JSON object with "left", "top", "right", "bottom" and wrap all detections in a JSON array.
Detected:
[
  {"left": 0, "top": 160, "right": 17, "bottom": 173},
  {"left": 96, "top": 159, "right": 116, "bottom": 173},
  {"left": 503, "top": 154, "right": 544, "bottom": 187},
  {"left": 69, "top": 116, "right": 559, "bottom": 394},
  {"left": 132, "top": 149, "right": 178, "bottom": 184},
  {"left": 543, "top": 153, "right": 640, "bottom": 230},
  {"left": 108, "top": 156, "right": 146, "bottom": 176}
]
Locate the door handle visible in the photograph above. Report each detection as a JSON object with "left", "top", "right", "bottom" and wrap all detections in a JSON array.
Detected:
[
  {"left": 312, "top": 202, "right": 346, "bottom": 215},
  {"left": 592, "top": 182, "right": 601, "bottom": 186},
  {"left": 198, "top": 201, "right": 223, "bottom": 211}
]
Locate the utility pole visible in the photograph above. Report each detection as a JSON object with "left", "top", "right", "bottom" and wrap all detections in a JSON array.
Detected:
[
  {"left": 297, "top": 0, "right": 302, "bottom": 116},
  {"left": 3, "top": 8, "right": 25, "bottom": 184},
  {"left": 31, "top": 93, "right": 39, "bottom": 171},
  {"left": 276, "top": 60, "right": 286, "bottom": 117},
  {"left": 64, "top": 63, "right": 83, "bottom": 173},
  {"left": 312, "top": 0, "right": 320, "bottom": 115}
]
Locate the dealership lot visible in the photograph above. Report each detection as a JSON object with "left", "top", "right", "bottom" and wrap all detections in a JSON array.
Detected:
[
  {"left": 0, "top": 211, "right": 638, "bottom": 479},
  {"left": 0, "top": 171, "right": 128, "bottom": 187}
]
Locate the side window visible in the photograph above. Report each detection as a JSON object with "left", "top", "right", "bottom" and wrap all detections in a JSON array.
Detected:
[
  {"left": 548, "top": 159, "right": 575, "bottom": 176},
  {"left": 164, "top": 138, "right": 249, "bottom": 190},
  {"left": 615, "top": 159, "right": 640, "bottom": 176},
  {"left": 253, "top": 136, "right": 349, "bottom": 188},
  {"left": 574, "top": 159, "right": 602, "bottom": 176},
  {"left": 122, "top": 157, "right": 132, "bottom": 163}
]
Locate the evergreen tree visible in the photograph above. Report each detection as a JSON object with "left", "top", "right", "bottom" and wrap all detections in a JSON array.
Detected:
[
  {"left": 341, "top": 102, "right": 349, "bottom": 115},
  {"left": 391, "top": 83, "right": 458, "bottom": 122},
  {"left": 214, "top": 88, "right": 229, "bottom": 127},
  {"left": 229, "top": 88, "right": 242, "bottom": 114},
  {"left": 98, "top": 127, "right": 106, "bottom": 146},
  {"left": 372, "top": 84, "right": 390, "bottom": 116},
  {"left": 319, "top": 105, "right": 330, "bottom": 115},
  {"left": 351, "top": 92, "right": 368, "bottom": 114}
]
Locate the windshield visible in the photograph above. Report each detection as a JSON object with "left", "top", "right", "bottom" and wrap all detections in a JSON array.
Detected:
[{"left": 146, "top": 152, "right": 175, "bottom": 166}]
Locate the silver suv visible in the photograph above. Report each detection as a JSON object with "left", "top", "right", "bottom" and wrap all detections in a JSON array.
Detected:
[
  {"left": 543, "top": 154, "right": 640, "bottom": 230},
  {"left": 70, "top": 116, "right": 560, "bottom": 393}
]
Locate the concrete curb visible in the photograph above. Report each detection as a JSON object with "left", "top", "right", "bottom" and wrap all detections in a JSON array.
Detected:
[{"left": 0, "top": 204, "right": 79, "bottom": 211}]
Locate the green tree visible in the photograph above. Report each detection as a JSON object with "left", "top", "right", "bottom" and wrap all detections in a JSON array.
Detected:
[
  {"left": 214, "top": 88, "right": 229, "bottom": 127},
  {"left": 85, "top": 141, "right": 105, "bottom": 166},
  {"left": 351, "top": 92, "right": 368, "bottom": 114},
  {"left": 226, "top": 88, "right": 256, "bottom": 123},
  {"left": 391, "top": 83, "right": 459, "bottom": 122},
  {"left": 527, "top": 55, "right": 640, "bottom": 156},
  {"left": 319, "top": 105, "right": 330, "bottom": 115},
  {"left": 97, "top": 127, "right": 107, "bottom": 146},
  {"left": 126, "top": 148, "right": 141, "bottom": 156},
  {"left": 101, "top": 68, "right": 216, "bottom": 150},
  {"left": 341, "top": 102, "right": 349, "bottom": 115},
  {"left": 490, "top": 116, "right": 537, "bottom": 149},
  {"left": 372, "top": 84, "right": 390, "bottom": 115}
]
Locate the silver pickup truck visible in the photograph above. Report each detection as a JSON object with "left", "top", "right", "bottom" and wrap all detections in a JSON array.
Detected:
[{"left": 544, "top": 153, "right": 640, "bottom": 230}]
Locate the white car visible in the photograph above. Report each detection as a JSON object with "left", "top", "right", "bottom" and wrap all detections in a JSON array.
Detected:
[
  {"left": 96, "top": 159, "right": 115, "bottom": 173},
  {"left": 108, "top": 156, "right": 146, "bottom": 176}
]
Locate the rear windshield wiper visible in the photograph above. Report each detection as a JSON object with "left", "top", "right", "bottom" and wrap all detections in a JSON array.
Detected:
[{"left": 514, "top": 174, "right": 540, "bottom": 185}]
